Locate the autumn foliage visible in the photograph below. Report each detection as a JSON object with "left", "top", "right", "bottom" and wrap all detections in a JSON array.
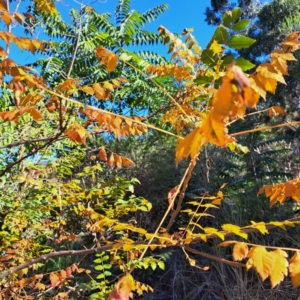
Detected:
[{"left": 1, "top": 1, "right": 300, "bottom": 299}]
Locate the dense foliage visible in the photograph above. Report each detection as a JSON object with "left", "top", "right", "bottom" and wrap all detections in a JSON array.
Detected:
[{"left": 1, "top": 0, "right": 300, "bottom": 299}]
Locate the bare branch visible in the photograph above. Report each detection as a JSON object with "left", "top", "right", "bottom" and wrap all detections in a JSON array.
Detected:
[{"left": 0, "top": 135, "right": 67, "bottom": 150}]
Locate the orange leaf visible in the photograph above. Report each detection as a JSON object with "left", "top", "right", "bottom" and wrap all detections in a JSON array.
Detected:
[
  {"left": 35, "top": 282, "right": 46, "bottom": 291},
  {"left": 107, "top": 153, "right": 115, "bottom": 168},
  {"left": 167, "top": 185, "right": 179, "bottom": 210},
  {"left": 98, "top": 146, "right": 107, "bottom": 161},
  {"left": 175, "top": 126, "right": 204, "bottom": 165},
  {"left": 2, "top": 11, "right": 13, "bottom": 27},
  {"left": 50, "top": 272, "right": 60, "bottom": 288},
  {"left": 95, "top": 45, "right": 107, "bottom": 57},
  {"left": 29, "top": 108, "right": 42, "bottom": 121},
  {"left": 66, "top": 267, "right": 72, "bottom": 277},
  {"left": 14, "top": 12, "right": 23, "bottom": 24},
  {"left": 0, "top": 0, "right": 7, "bottom": 11},
  {"left": 107, "top": 274, "right": 134, "bottom": 300},
  {"left": 290, "top": 251, "right": 300, "bottom": 287},
  {"left": 233, "top": 242, "right": 248, "bottom": 261},
  {"left": 59, "top": 269, "right": 67, "bottom": 281},
  {"left": 246, "top": 246, "right": 273, "bottom": 281},
  {"left": 268, "top": 106, "right": 285, "bottom": 117},
  {"left": 269, "top": 249, "right": 288, "bottom": 288},
  {"left": 121, "top": 156, "right": 134, "bottom": 167},
  {"left": 106, "top": 52, "right": 118, "bottom": 72},
  {"left": 113, "top": 153, "right": 122, "bottom": 168}
]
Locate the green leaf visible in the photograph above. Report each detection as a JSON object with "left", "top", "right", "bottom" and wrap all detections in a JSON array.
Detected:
[
  {"left": 227, "top": 36, "right": 255, "bottom": 49},
  {"left": 222, "top": 11, "right": 232, "bottom": 28},
  {"left": 213, "top": 26, "right": 228, "bottom": 44},
  {"left": 128, "top": 184, "right": 134, "bottom": 193},
  {"left": 158, "top": 261, "right": 165, "bottom": 270},
  {"left": 235, "top": 57, "right": 256, "bottom": 71},
  {"left": 194, "top": 75, "right": 213, "bottom": 85},
  {"left": 221, "top": 55, "right": 234, "bottom": 68},
  {"left": 94, "top": 265, "right": 104, "bottom": 271},
  {"left": 232, "top": 19, "right": 251, "bottom": 32},
  {"left": 201, "top": 49, "right": 219, "bottom": 67},
  {"left": 231, "top": 7, "right": 242, "bottom": 23},
  {"left": 151, "top": 262, "right": 157, "bottom": 270}
]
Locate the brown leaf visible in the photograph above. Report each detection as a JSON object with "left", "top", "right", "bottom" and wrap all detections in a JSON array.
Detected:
[
  {"left": 98, "top": 146, "right": 108, "bottom": 161},
  {"left": 167, "top": 185, "right": 179, "bottom": 210},
  {"left": 107, "top": 153, "right": 115, "bottom": 168}
]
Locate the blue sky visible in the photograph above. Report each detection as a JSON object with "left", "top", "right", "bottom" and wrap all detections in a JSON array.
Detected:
[
  {"left": 95, "top": 0, "right": 216, "bottom": 47},
  {"left": 6, "top": 0, "right": 217, "bottom": 65},
  {"left": 56, "top": 0, "right": 216, "bottom": 54}
]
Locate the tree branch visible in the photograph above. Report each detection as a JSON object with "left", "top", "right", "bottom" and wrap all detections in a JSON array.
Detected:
[
  {"left": 183, "top": 246, "right": 246, "bottom": 268},
  {"left": 0, "top": 135, "right": 67, "bottom": 150},
  {"left": 166, "top": 157, "right": 197, "bottom": 232},
  {"left": 1, "top": 216, "right": 300, "bottom": 279}
]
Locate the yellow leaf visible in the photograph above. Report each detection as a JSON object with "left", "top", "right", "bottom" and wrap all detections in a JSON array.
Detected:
[
  {"left": 210, "top": 40, "right": 222, "bottom": 54},
  {"left": 233, "top": 242, "right": 248, "bottom": 261},
  {"left": 271, "top": 55, "right": 289, "bottom": 75},
  {"left": 81, "top": 85, "right": 94, "bottom": 95},
  {"left": 269, "top": 221, "right": 286, "bottom": 230},
  {"left": 203, "top": 227, "right": 224, "bottom": 240},
  {"left": 268, "top": 106, "right": 285, "bottom": 117},
  {"left": 103, "top": 81, "right": 114, "bottom": 91},
  {"left": 222, "top": 224, "right": 248, "bottom": 239},
  {"left": 31, "top": 39, "right": 45, "bottom": 51},
  {"left": 249, "top": 75, "right": 267, "bottom": 100},
  {"left": 250, "top": 221, "right": 268, "bottom": 235},
  {"left": 93, "top": 83, "right": 105, "bottom": 99},
  {"left": 256, "top": 73, "right": 277, "bottom": 94},
  {"left": 289, "top": 251, "right": 300, "bottom": 287},
  {"left": 247, "top": 246, "right": 273, "bottom": 281},
  {"left": 269, "top": 249, "right": 288, "bottom": 288},
  {"left": 256, "top": 63, "right": 286, "bottom": 84}
]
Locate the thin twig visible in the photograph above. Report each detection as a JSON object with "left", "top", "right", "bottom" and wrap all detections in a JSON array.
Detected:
[
  {"left": 0, "top": 135, "right": 67, "bottom": 149},
  {"left": 184, "top": 246, "right": 246, "bottom": 268}
]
